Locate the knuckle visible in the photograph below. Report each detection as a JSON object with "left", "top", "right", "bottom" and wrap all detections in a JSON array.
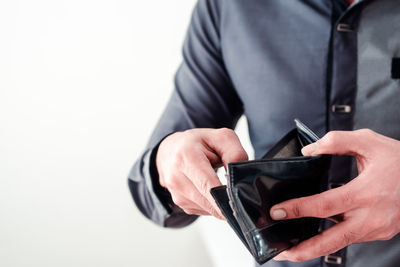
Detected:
[
  {"left": 319, "top": 200, "right": 335, "bottom": 217},
  {"left": 158, "top": 173, "right": 167, "bottom": 188},
  {"left": 172, "top": 195, "right": 185, "bottom": 208},
  {"left": 173, "top": 153, "right": 185, "bottom": 169},
  {"left": 371, "top": 217, "right": 394, "bottom": 240},
  {"left": 321, "top": 131, "right": 337, "bottom": 148},
  {"left": 370, "top": 217, "right": 385, "bottom": 230},
  {"left": 187, "top": 190, "right": 199, "bottom": 202},
  {"left": 217, "top": 127, "right": 235, "bottom": 137},
  {"left": 352, "top": 128, "right": 379, "bottom": 153},
  {"left": 230, "top": 150, "right": 248, "bottom": 162},
  {"left": 180, "top": 131, "right": 198, "bottom": 148},
  {"left": 340, "top": 189, "right": 354, "bottom": 207},
  {"left": 355, "top": 129, "right": 378, "bottom": 144},
  {"left": 356, "top": 128, "right": 374, "bottom": 137},
  {"left": 291, "top": 255, "right": 307, "bottom": 262},
  {"left": 209, "top": 208, "right": 221, "bottom": 218},
  {"left": 341, "top": 233, "right": 352, "bottom": 246},
  {"left": 179, "top": 144, "right": 194, "bottom": 161},
  {"left": 291, "top": 201, "right": 303, "bottom": 218},
  {"left": 341, "top": 230, "right": 358, "bottom": 246},
  {"left": 206, "top": 202, "right": 215, "bottom": 214},
  {"left": 182, "top": 128, "right": 196, "bottom": 138},
  {"left": 163, "top": 174, "right": 180, "bottom": 190},
  {"left": 182, "top": 208, "right": 196, "bottom": 215},
  {"left": 199, "top": 197, "right": 217, "bottom": 215},
  {"left": 363, "top": 223, "right": 375, "bottom": 235},
  {"left": 198, "top": 179, "right": 211, "bottom": 195},
  {"left": 162, "top": 177, "right": 174, "bottom": 190},
  {"left": 379, "top": 230, "right": 395, "bottom": 241},
  {"left": 181, "top": 150, "right": 200, "bottom": 167}
]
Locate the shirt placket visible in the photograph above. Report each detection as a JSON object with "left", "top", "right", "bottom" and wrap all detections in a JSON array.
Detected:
[{"left": 323, "top": 2, "right": 364, "bottom": 267}]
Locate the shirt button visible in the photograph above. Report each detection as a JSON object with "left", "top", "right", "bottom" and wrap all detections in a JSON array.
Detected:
[
  {"left": 337, "top": 23, "right": 354, "bottom": 32},
  {"left": 332, "top": 105, "right": 352, "bottom": 113},
  {"left": 324, "top": 255, "right": 343, "bottom": 265}
]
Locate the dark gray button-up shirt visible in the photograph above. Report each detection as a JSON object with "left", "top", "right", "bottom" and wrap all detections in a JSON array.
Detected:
[{"left": 128, "top": 0, "right": 400, "bottom": 266}]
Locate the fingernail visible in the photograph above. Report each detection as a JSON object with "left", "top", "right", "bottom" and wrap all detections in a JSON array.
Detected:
[
  {"left": 271, "top": 209, "right": 287, "bottom": 220},
  {"left": 301, "top": 143, "right": 317, "bottom": 156}
]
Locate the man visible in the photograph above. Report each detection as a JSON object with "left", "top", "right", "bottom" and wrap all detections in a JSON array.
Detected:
[{"left": 128, "top": 0, "right": 400, "bottom": 266}]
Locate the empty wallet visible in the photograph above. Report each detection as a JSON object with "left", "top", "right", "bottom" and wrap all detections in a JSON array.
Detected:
[{"left": 210, "top": 119, "right": 331, "bottom": 264}]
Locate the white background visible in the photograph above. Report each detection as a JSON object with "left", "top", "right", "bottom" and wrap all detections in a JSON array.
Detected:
[{"left": 0, "top": 1, "right": 254, "bottom": 267}]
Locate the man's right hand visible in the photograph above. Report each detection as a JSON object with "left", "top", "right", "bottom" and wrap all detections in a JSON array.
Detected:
[{"left": 156, "top": 128, "right": 248, "bottom": 220}]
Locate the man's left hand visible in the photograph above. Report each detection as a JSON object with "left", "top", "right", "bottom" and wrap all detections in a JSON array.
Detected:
[{"left": 270, "top": 129, "right": 400, "bottom": 262}]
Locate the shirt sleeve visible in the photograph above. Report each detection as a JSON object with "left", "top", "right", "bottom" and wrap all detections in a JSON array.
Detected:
[{"left": 127, "top": 0, "right": 244, "bottom": 228}]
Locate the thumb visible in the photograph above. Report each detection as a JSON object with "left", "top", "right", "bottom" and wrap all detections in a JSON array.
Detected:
[
  {"left": 205, "top": 128, "right": 248, "bottom": 167},
  {"left": 301, "top": 130, "right": 369, "bottom": 157}
]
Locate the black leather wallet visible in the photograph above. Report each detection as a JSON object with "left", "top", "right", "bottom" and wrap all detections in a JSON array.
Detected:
[{"left": 210, "top": 119, "right": 331, "bottom": 264}]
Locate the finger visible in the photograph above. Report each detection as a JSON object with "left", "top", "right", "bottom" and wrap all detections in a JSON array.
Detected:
[
  {"left": 183, "top": 189, "right": 225, "bottom": 219},
  {"left": 301, "top": 130, "right": 373, "bottom": 157},
  {"left": 171, "top": 172, "right": 224, "bottom": 219},
  {"left": 172, "top": 192, "right": 211, "bottom": 216},
  {"left": 276, "top": 220, "right": 360, "bottom": 262},
  {"left": 270, "top": 182, "right": 356, "bottom": 220},
  {"left": 181, "top": 206, "right": 211, "bottom": 216},
  {"left": 184, "top": 156, "right": 221, "bottom": 193},
  {"left": 204, "top": 128, "right": 248, "bottom": 167}
]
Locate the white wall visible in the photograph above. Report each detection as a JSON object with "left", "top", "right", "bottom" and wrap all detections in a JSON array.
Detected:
[
  {"left": 199, "top": 116, "right": 254, "bottom": 267},
  {"left": 0, "top": 1, "right": 254, "bottom": 267}
]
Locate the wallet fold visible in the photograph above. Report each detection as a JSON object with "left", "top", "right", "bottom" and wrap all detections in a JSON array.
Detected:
[{"left": 211, "top": 119, "right": 331, "bottom": 264}]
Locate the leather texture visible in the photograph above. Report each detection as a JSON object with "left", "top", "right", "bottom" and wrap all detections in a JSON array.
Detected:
[{"left": 211, "top": 120, "right": 331, "bottom": 264}]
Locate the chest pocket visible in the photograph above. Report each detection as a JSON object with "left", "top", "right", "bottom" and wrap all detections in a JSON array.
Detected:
[{"left": 354, "top": 0, "right": 400, "bottom": 140}]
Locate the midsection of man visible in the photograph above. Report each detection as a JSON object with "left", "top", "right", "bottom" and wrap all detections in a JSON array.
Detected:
[{"left": 128, "top": 0, "right": 400, "bottom": 266}]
